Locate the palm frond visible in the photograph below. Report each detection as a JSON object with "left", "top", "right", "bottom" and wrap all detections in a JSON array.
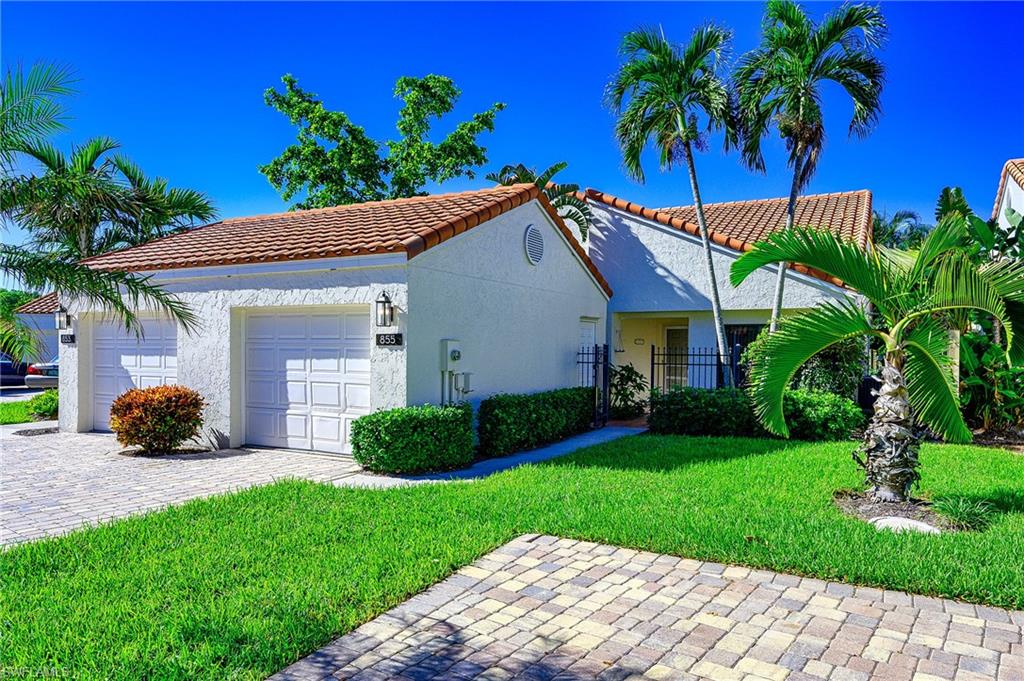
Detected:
[
  {"left": 902, "top": 318, "right": 971, "bottom": 443},
  {"left": 0, "top": 63, "right": 74, "bottom": 168}
]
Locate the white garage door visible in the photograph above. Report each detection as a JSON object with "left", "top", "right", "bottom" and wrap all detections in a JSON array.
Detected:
[
  {"left": 245, "top": 309, "right": 370, "bottom": 454},
  {"left": 93, "top": 318, "right": 178, "bottom": 431}
]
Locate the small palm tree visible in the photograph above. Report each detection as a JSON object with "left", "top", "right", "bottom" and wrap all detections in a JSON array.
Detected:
[
  {"left": 730, "top": 216, "right": 1024, "bottom": 502},
  {"left": 486, "top": 161, "right": 592, "bottom": 241},
  {"left": 735, "top": 0, "right": 886, "bottom": 332},
  {"left": 607, "top": 25, "right": 737, "bottom": 385}
]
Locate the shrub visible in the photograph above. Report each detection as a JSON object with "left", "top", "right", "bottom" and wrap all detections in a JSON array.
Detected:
[
  {"left": 109, "top": 385, "right": 205, "bottom": 453},
  {"left": 478, "top": 387, "right": 593, "bottom": 457},
  {"left": 27, "top": 389, "right": 58, "bottom": 419},
  {"left": 648, "top": 387, "right": 863, "bottom": 441},
  {"left": 351, "top": 403, "right": 473, "bottom": 474},
  {"left": 742, "top": 329, "right": 864, "bottom": 398},
  {"left": 932, "top": 497, "right": 995, "bottom": 531},
  {"left": 609, "top": 363, "right": 647, "bottom": 419}
]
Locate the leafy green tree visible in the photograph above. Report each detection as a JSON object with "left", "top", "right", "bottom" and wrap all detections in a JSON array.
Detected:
[
  {"left": 0, "top": 288, "right": 37, "bottom": 321},
  {"left": 731, "top": 216, "right": 1024, "bottom": 502},
  {"left": 486, "top": 161, "right": 592, "bottom": 240},
  {"left": 260, "top": 74, "right": 504, "bottom": 209},
  {"left": 735, "top": 0, "right": 886, "bottom": 332},
  {"left": 1, "top": 64, "right": 197, "bottom": 360},
  {"left": 607, "top": 25, "right": 738, "bottom": 385},
  {"left": 873, "top": 209, "right": 929, "bottom": 250}
]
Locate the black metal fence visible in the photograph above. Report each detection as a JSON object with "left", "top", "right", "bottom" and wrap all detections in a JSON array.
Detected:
[
  {"left": 577, "top": 344, "right": 610, "bottom": 427},
  {"left": 649, "top": 345, "right": 746, "bottom": 394}
]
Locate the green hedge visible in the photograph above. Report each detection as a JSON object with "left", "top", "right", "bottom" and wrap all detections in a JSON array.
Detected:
[
  {"left": 648, "top": 387, "right": 863, "bottom": 441},
  {"left": 478, "top": 387, "right": 593, "bottom": 457},
  {"left": 351, "top": 403, "right": 473, "bottom": 474}
]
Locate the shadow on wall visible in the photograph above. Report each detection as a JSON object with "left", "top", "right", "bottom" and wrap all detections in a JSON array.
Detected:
[{"left": 587, "top": 211, "right": 711, "bottom": 312}]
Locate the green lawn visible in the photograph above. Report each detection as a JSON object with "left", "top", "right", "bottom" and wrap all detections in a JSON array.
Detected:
[
  {"left": 0, "top": 400, "right": 31, "bottom": 424},
  {"left": 3, "top": 435, "right": 1022, "bottom": 679}
]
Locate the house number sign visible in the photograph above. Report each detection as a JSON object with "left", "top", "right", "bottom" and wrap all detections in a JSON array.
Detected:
[{"left": 376, "top": 333, "right": 403, "bottom": 347}]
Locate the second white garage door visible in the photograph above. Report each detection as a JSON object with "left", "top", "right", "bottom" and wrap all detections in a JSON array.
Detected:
[
  {"left": 244, "top": 309, "right": 370, "bottom": 454},
  {"left": 93, "top": 318, "right": 178, "bottom": 431}
]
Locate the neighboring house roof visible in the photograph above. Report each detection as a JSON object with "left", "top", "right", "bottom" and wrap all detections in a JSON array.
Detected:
[
  {"left": 81, "top": 184, "right": 612, "bottom": 296},
  {"left": 585, "top": 188, "right": 874, "bottom": 287},
  {"left": 992, "top": 158, "right": 1024, "bottom": 220},
  {"left": 14, "top": 291, "right": 59, "bottom": 314}
]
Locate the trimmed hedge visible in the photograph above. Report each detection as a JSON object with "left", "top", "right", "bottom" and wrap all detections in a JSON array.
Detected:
[
  {"left": 648, "top": 387, "right": 863, "bottom": 441},
  {"left": 27, "top": 388, "right": 58, "bottom": 420},
  {"left": 478, "top": 387, "right": 593, "bottom": 457},
  {"left": 351, "top": 403, "right": 473, "bottom": 474}
]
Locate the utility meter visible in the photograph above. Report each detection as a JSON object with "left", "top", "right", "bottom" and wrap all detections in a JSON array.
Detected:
[{"left": 440, "top": 339, "right": 462, "bottom": 371}]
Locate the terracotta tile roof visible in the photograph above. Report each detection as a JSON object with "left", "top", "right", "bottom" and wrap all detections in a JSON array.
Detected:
[
  {"left": 585, "top": 188, "right": 874, "bottom": 287},
  {"left": 81, "top": 184, "right": 612, "bottom": 296},
  {"left": 14, "top": 292, "right": 59, "bottom": 314},
  {"left": 992, "top": 158, "right": 1024, "bottom": 220}
]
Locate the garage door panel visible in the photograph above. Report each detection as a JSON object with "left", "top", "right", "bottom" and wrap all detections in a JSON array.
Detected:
[
  {"left": 246, "top": 409, "right": 277, "bottom": 438},
  {"left": 247, "top": 315, "right": 277, "bottom": 339},
  {"left": 245, "top": 309, "right": 370, "bottom": 453},
  {"left": 92, "top": 319, "right": 177, "bottom": 431}
]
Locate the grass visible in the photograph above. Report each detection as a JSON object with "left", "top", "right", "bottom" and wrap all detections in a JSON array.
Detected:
[
  {"left": 0, "top": 400, "right": 32, "bottom": 424},
  {"left": 2, "top": 435, "right": 1023, "bottom": 679}
]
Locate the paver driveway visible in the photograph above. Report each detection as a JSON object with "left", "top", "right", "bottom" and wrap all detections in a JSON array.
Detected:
[
  {"left": 274, "top": 535, "right": 1024, "bottom": 681},
  {"left": 0, "top": 428, "right": 365, "bottom": 546}
]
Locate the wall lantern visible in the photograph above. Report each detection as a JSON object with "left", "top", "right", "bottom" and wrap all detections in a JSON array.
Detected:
[
  {"left": 54, "top": 307, "right": 72, "bottom": 331},
  {"left": 375, "top": 292, "right": 395, "bottom": 328}
]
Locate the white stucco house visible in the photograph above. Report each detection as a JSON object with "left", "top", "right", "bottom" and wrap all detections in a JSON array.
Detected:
[
  {"left": 993, "top": 158, "right": 1023, "bottom": 234},
  {"left": 57, "top": 184, "right": 611, "bottom": 453},
  {"left": 584, "top": 188, "right": 871, "bottom": 390},
  {"left": 14, "top": 292, "right": 60, "bottom": 363}
]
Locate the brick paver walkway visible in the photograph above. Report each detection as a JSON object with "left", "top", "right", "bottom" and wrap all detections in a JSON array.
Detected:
[
  {"left": 0, "top": 429, "right": 362, "bottom": 546},
  {"left": 274, "top": 535, "right": 1024, "bottom": 681}
]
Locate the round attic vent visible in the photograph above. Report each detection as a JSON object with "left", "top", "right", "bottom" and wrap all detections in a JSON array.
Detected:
[{"left": 524, "top": 224, "right": 544, "bottom": 265}]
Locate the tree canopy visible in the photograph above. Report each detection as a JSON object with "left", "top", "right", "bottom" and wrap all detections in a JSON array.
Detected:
[{"left": 260, "top": 74, "right": 505, "bottom": 209}]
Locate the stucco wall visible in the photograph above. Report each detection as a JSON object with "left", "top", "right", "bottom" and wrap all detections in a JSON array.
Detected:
[
  {"left": 15, "top": 312, "right": 58, "bottom": 363},
  {"left": 996, "top": 177, "right": 1023, "bottom": 234},
  {"left": 60, "top": 261, "right": 408, "bottom": 447},
  {"left": 406, "top": 201, "right": 608, "bottom": 406},
  {"left": 588, "top": 203, "right": 847, "bottom": 316}
]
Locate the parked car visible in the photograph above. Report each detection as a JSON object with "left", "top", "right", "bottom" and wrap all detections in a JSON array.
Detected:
[
  {"left": 25, "top": 357, "right": 58, "bottom": 389},
  {"left": 1, "top": 353, "right": 28, "bottom": 386}
]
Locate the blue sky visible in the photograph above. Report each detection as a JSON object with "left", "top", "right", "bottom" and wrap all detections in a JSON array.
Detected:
[{"left": 3, "top": 2, "right": 1022, "bottom": 260}]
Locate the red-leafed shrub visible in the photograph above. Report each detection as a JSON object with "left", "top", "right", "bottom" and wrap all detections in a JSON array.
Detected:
[{"left": 109, "top": 385, "right": 205, "bottom": 453}]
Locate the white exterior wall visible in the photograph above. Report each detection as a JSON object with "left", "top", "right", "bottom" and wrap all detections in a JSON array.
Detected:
[
  {"left": 15, "top": 312, "right": 59, "bottom": 362},
  {"left": 406, "top": 201, "right": 608, "bottom": 406},
  {"left": 588, "top": 203, "right": 847, "bottom": 317},
  {"left": 59, "top": 257, "right": 408, "bottom": 448},
  {"left": 995, "top": 177, "right": 1024, "bottom": 234}
]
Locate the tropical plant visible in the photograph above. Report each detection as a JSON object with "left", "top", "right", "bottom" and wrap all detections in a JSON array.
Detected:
[
  {"left": 1, "top": 64, "right": 198, "bottom": 359},
  {"left": 608, "top": 25, "right": 738, "bottom": 385},
  {"left": 960, "top": 320, "right": 1024, "bottom": 432},
  {"left": 260, "top": 74, "right": 504, "bottom": 209},
  {"left": 743, "top": 328, "right": 863, "bottom": 397},
  {"left": 608, "top": 362, "right": 648, "bottom": 419},
  {"left": 873, "top": 209, "right": 930, "bottom": 250},
  {"left": 730, "top": 215, "right": 1024, "bottom": 502},
  {"left": 735, "top": 0, "right": 886, "bottom": 331},
  {"left": 486, "top": 162, "right": 592, "bottom": 240}
]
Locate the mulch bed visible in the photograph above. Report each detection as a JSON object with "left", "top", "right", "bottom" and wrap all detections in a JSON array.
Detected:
[
  {"left": 117, "top": 447, "right": 211, "bottom": 458},
  {"left": 11, "top": 426, "right": 59, "bottom": 437},
  {"left": 834, "top": 489, "right": 954, "bottom": 531},
  {"left": 970, "top": 429, "right": 1024, "bottom": 453}
]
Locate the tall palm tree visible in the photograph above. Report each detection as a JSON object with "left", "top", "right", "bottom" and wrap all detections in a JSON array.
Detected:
[
  {"left": 608, "top": 25, "right": 738, "bottom": 385},
  {"left": 873, "top": 209, "right": 928, "bottom": 250},
  {"left": 486, "top": 161, "right": 592, "bottom": 240},
  {"left": 1, "top": 64, "right": 197, "bottom": 359},
  {"left": 730, "top": 216, "right": 1024, "bottom": 502},
  {"left": 735, "top": 0, "right": 886, "bottom": 332}
]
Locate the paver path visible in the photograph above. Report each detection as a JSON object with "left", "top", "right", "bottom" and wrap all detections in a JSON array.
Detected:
[
  {"left": 0, "top": 429, "right": 362, "bottom": 546},
  {"left": 274, "top": 535, "right": 1024, "bottom": 681}
]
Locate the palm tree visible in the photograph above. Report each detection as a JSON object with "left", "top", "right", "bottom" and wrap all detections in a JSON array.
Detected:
[
  {"left": 735, "top": 0, "right": 886, "bottom": 332},
  {"left": 1, "top": 64, "right": 197, "bottom": 359},
  {"left": 730, "top": 216, "right": 1024, "bottom": 502},
  {"left": 608, "top": 25, "right": 737, "bottom": 385},
  {"left": 486, "top": 161, "right": 592, "bottom": 240},
  {"left": 873, "top": 209, "right": 928, "bottom": 249}
]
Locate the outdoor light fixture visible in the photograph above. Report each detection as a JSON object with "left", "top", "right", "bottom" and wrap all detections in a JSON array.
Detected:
[
  {"left": 376, "top": 292, "right": 395, "bottom": 327},
  {"left": 54, "top": 307, "right": 71, "bottom": 331}
]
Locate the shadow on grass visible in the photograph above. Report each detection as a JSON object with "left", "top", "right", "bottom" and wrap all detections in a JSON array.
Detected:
[{"left": 939, "top": 489, "right": 1024, "bottom": 515}]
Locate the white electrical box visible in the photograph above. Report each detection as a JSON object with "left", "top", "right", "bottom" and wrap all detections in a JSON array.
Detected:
[{"left": 440, "top": 339, "right": 462, "bottom": 371}]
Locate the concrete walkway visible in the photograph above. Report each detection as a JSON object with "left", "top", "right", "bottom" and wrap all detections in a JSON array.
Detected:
[{"left": 273, "top": 535, "right": 1024, "bottom": 681}]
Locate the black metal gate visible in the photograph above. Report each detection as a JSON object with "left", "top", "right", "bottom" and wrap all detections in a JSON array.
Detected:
[
  {"left": 577, "top": 344, "right": 610, "bottom": 427},
  {"left": 649, "top": 345, "right": 744, "bottom": 394}
]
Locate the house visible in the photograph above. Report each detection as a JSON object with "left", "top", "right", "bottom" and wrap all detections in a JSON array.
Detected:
[
  {"left": 992, "top": 158, "right": 1023, "bottom": 233},
  {"left": 57, "top": 184, "right": 611, "bottom": 453},
  {"left": 14, "top": 292, "right": 60, "bottom": 363},
  {"left": 585, "top": 188, "right": 871, "bottom": 390}
]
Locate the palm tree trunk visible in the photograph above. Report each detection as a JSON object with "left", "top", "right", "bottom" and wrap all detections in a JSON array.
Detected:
[
  {"left": 682, "top": 141, "right": 733, "bottom": 388},
  {"left": 856, "top": 347, "right": 921, "bottom": 502},
  {"left": 769, "top": 152, "right": 805, "bottom": 333}
]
